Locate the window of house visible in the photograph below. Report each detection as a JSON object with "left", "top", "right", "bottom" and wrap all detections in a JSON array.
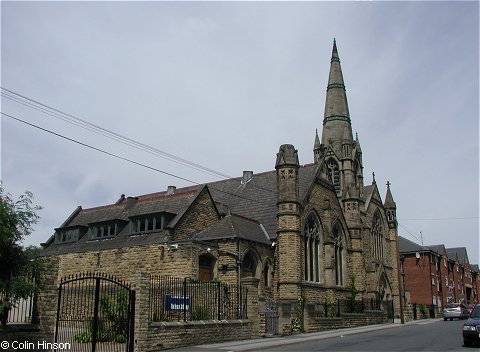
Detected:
[
  {"left": 55, "top": 225, "right": 87, "bottom": 243},
  {"left": 89, "top": 220, "right": 127, "bottom": 240},
  {"left": 304, "top": 213, "right": 322, "bottom": 283},
  {"left": 130, "top": 213, "right": 174, "bottom": 235}
]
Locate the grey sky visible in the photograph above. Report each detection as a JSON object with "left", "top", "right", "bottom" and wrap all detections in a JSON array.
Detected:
[{"left": 1, "top": 1, "right": 479, "bottom": 264}]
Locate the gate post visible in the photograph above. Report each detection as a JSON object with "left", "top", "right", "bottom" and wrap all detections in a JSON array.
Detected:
[
  {"left": 130, "top": 272, "right": 149, "bottom": 352},
  {"left": 241, "top": 277, "right": 260, "bottom": 336}
]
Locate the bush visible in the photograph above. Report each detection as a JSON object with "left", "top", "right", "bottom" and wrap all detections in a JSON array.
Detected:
[{"left": 190, "top": 305, "right": 211, "bottom": 321}]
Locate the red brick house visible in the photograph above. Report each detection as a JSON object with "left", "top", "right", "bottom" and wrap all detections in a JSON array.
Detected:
[{"left": 399, "top": 237, "right": 479, "bottom": 310}]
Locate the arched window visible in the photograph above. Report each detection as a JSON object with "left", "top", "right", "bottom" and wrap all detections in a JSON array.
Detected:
[
  {"left": 198, "top": 254, "right": 215, "bottom": 281},
  {"left": 304, "top": 212, "right": 322, "bottom": 282},
  {"left": 264, "top": 260, "right": 272, "bottom": 288},
  {"left": 372, "top": 211, "right": 384, "bottom": 261},
  {"left": 241, "top": 252, "right": 257, "bottom": 278},
  {"left": 327, "top": 159, "right": 340, "bottom": 193},
  {"left": 332, "top": 222, "right": 344, "bottom": 286}
]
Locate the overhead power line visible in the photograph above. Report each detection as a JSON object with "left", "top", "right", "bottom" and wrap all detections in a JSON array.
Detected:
[
  {"left": 1, "top": 87, "right": 232, "bottom": 179},
  {"left": 1, "top": 111, "right": 274, "bottom": 208}
]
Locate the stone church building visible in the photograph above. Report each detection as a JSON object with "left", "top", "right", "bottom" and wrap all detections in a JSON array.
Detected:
[{"left": 41, "top": 40, "right": 401, "bottom": 337}]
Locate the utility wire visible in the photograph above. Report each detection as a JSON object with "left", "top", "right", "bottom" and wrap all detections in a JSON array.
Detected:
[
  {"left": 1, "top": 87, "right": 280, "bottom": 195},
  {"left": 4, "top": 88, "right": 469, "bottom": 239},
  {"left": 1, "top": 87, "right": 232, "bottom": 179},
  {"left": 1, "top": 112, "right": 274, "bottom": 208},
  {"left": 397, "top": 221, "right": 423, "bottom": 244}
]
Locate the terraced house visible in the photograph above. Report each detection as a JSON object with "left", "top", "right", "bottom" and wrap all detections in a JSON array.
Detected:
[
  {"left": 36, "top": 41, "right": 402, "bottom": 350},
  {"left": 399, "top": 236, "right": 479, "bottom": 319}
]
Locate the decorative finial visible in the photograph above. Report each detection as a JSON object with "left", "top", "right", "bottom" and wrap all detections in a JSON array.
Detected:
[
  {"left": 372, "top": 172, "right": 376, "bottom": 183},
  {"left": 386, "top": 180, "right": 391, "bottom": 188}
]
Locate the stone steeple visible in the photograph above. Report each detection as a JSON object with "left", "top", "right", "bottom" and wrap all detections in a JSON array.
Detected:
[
  {"left": 313, "top": 129, "right": 321, "bottom": 163},
  {"left": 318, "top": 39, "right": 363, "bottom": 200},
  {"left": 321, "top": 39, "right": 354, "bottom": 152},
  {"left": 384, "top": 181, "right": 397, "bottom": 227}
]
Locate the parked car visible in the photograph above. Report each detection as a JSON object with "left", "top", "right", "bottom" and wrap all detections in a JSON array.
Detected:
[
  {"left": 443, "top": 303, "right": 469, "bottom": 321},
  {"left": 465, "top": 304, "right": 475, "bottom": 315},
  {"left": 463, "top": 304, "right": 480, "bottom": 347}
]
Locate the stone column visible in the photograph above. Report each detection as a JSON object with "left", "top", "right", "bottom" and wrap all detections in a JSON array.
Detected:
[
  {"left": 36, "top": 256, "right": 60, "bottom": 341},
  {"left": 130, "top": 272, "right": 149, "bottom": 352},
  {"left": 241, "top": 277, "right": 260, "bottom": 337}
]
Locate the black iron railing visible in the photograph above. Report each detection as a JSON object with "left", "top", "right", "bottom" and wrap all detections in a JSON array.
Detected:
[
  {"left": 149, "top": 276, "right": 247, "bottom": 322},
  {"left": 318, "top": 298, "right": 383, "bottom": 318}
]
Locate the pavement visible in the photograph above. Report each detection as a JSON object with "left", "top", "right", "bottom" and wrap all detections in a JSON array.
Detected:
[{"left": 165, "top": 318, "right": 442, "bottom": 351}]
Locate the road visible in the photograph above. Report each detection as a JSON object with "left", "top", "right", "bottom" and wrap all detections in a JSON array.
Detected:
[
  {"left": 166, "top": 319, "right": 474, "bottom": 352},
  {"left": 261, "top": 319, "right": 466, "bottom": 351}
]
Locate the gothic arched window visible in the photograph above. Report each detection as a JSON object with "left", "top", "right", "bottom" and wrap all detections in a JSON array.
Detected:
[
  {"left": 372, "top": 211, "right": 384, "bottom": 261},
  {"left": 241, "top": 252, "right": 257, "bottom": 278},
  {"left": 304, "top": 213, "right": 322, "bottom": 282},
  {"left": 327, "top": 159, "right": 340, "bottom": 194},
  {"left": 332, "top": 222, "right": 344, "bottom": 286}
]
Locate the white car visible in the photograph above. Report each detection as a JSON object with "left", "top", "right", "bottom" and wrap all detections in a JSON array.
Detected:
[{"left": 443, "top": 303, "right": 469, "bottom": 321}]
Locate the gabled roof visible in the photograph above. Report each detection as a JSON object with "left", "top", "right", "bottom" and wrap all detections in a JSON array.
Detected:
[
  {"left": 446, "top": 247, "right": 469, "bottom": 266},
  {"left": 193, "top": 214, "right": 271, "bottom": 245},
  {"left": 398, "top": 236, "right": 424, "bottom": 254},
  {"left": 427, "top": 244, "right": 447, "bottom": 256},
  {"left": 44, "top": 162, "right": 323, "bottom": 255},
  {"left": 471, "top": 264, "right": 479, "bottom": 273},
  {"left": 202, "top": 163, "right": 319, "bottom": 239},
  {"left": 41, "top": 186, "right": 209, "bottom": 255},
  {"left": 362, "top": 182, "right": 383, "bottom": 211}
]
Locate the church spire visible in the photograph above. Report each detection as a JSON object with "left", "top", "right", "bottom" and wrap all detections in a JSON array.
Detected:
[
  {"left": 384, "top": 181, "right": 397, "bottom": 226},
  {"left": 313, "top": 129, "right": 321, "bottom": 163},
  {"left": 321, "top": 39, "right": 353, "bottom": 148}
]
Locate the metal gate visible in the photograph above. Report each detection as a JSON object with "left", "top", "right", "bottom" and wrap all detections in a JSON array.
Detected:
[
  {"left": 55, "top": 273, "right": 135, "bottom": 352},
  {"left": 385, "top": 300, "right": 394, "bottom": 323},
  {"left": 264, "top": 297, "right": 278, "bottom": 335}
]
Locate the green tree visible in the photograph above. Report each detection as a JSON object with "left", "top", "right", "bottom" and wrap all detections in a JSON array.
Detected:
[{"left": 0, "top": 184, "right": 42, "bottom": 325}]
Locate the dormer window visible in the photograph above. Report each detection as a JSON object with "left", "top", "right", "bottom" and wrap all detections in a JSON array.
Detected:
[
  {"left": 130, "top": 212, "right": 175, "bottom": 235},
  {"left": 55, "top": 225, "right": 87, "bottom": 243},
  {"left": 89, "top": 220, "right": 127, "bottom": 240}
]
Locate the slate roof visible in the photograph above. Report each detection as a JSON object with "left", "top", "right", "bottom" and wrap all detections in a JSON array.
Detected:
[
  {"left": 471, "top": 264, "right": 479, "bottom": 273},
  {"left": 446, "top": 247, "right": 468, "bottom": 265},
  {"left": 204, "top": 163, "right": 319, "bottom": 239},
  {"left": 41, "top": 187, "right": 203, "bottom": 255},
  {"left": 427, "top": 244, "right": 446, "bottom": 256},
  {"left": 43, "top": 163, "right": 321, "bottom": 255},
  {"left": 398, "top": 236, "right": 424, "bottom": 254},
  {"left": 193, "top": 214, "right": 271, "bottom": 245}
]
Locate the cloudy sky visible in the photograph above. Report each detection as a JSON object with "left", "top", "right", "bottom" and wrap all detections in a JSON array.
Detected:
[{"left": 1, "top": 1, "right": 478, "bottom": 264}]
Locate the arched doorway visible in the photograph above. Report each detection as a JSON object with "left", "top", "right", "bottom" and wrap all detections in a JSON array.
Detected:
[{"left": 198, "top": 254, "right": 216, "bottom": 281}]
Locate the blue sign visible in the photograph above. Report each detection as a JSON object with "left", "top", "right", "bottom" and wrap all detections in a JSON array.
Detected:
[{"left": 164, "top": 295, "right": 191, "bottom": 312}]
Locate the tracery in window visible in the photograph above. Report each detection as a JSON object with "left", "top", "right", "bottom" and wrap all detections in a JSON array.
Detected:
[
  {"left": 371, "top": 211, "right": 384, "bottom": 261},
  {"left": 332, "top": 222, "right": 344, "bottom": 286},
  {"left": 326, "top": 159, "right": 340, "bottom": 194},
  {"left": 304, "top": 213, "right": 322, "bottom": 282}
]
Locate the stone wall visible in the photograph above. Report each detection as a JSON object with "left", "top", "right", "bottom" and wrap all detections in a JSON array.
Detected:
[{"left": 306, "top": 310, "right": 387, "bottom": 333}]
